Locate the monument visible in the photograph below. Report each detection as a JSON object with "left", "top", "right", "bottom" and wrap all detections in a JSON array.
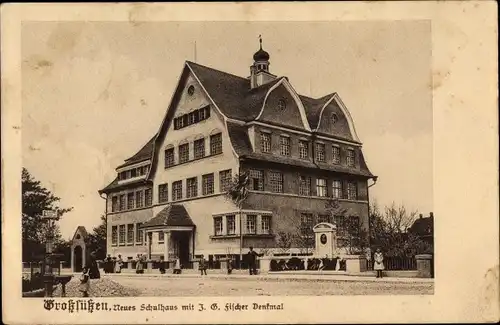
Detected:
[
  {"left": 71, "top": 226, "right": 89, "bottom": 272},
  {"left": 313, "top": 222, "right": 338, "bottom": 258}
]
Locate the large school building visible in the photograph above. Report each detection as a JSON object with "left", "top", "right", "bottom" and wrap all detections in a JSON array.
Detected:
[{"left": 99, "top": 40, "right": 376, "bottom": 267}]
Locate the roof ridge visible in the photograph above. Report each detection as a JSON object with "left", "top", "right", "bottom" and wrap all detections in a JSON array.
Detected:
[{"left": 186, "top": 60, "right": 248, "bottom": 82}]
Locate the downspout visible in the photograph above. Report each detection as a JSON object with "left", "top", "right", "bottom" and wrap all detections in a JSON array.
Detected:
[
  {"left": 99, "top": 191, "right": 108, "bottom": 257},
  {"left": 366, "top": 176, "right": 378, "bottom": 258}
]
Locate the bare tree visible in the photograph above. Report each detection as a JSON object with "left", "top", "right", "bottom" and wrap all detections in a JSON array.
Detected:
[{"left": 225, "top": 172, "right": 249, "bottom": 269}]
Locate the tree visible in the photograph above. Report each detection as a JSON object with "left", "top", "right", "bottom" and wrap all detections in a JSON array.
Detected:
[
  {"left": 22, "top": 168, "right": 73, "bottom": 261},
  {"left": 325, "top": 198, "right": 365, "bottom": 255},
  {"left": 275, "top": 231, "right": 293, "bottom": 254},
  {"left": 225, "top": 172, "right": 249, "bottom": 268},
  {"left": 87, "top": 215, "right": 107, "bottom": 260},
  {"left": 369, "top": 202, "right": 432, "bottom": 257}
]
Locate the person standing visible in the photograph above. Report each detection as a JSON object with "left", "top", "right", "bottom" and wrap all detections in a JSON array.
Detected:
[
  {"left": 247, "top": 247, "right": 259, "bottom": 275},
  {"left": 199, "top": 255, "right": 207, "bottom": 276},
  {"left": 227, "top": 256, "right": 233, "bottom": 275},
  {"left": 114, "top": 254, "right": 123, "bottom": 274},
  {"left": 173, "top": 256, "right": 182, "bottom": 274},
  {"left": 136, "top": 254, "right": 145, "bottom": 274},
  {"left": 374, "top": 248, "right": 385, "bottom": 278},
  {"left": 86, "top": 251, "right": 100, "bottom": 280},
  {"left": 79, "top": 267, "right": 90, "bottom": 297}
]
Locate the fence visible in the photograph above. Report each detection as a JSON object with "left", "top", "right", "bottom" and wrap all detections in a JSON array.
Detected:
[{"left": 367, "top": 256, "right": 417, "bottom": 271}]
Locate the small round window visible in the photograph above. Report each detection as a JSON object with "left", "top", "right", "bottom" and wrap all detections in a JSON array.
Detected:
[
  {"left": 187, "top": 85, "right": 195, "bottom": 96},
  {"left": 278, "top": 99, "right": 287, "bottom": 110},
  {"left": 331, "top": 113, "right": 338, "bottom": 124},
  {"left": 75, "top": 234, "right": 81, "bottom": 240}
]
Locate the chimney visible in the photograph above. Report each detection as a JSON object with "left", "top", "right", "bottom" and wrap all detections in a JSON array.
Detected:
[
  {"left": 419, "top": 214, "right": 423, "bottom": 219},
  {"left": 429, "top": 212, "right": 434, "bottom": 218}
]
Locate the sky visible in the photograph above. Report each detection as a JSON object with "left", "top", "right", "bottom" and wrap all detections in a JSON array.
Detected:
[{"left": 21, "top": 21, "right": 432, "bottom": 239}]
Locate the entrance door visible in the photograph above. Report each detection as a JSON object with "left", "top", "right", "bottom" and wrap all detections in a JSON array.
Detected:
[
  {"left": 73, "top": 246, "right": 83, "bottom": 272},
  {"left": 172, "top": 232, "right": 191, "bottom": 267}
]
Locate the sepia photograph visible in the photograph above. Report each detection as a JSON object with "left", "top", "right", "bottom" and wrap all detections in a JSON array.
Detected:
[
  {"left": 20, "top": 20, "right": 434, "bottom": 298},
  {"left": 2, "top": 2, "right": 498, "bottom": 324}
]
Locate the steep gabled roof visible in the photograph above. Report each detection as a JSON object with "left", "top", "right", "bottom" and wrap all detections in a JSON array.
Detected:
[
  {"left": 141, "top": 204, "right": 195, "bottom": 228},
  {"left": 117, "top": 135, "right": 157, "bottom": 169},
  {"left": 72, "top": 226, "right": 89, "bottom": 241},
  {"left": 187, "top": 61, "right": 282, "bottom": 121}
]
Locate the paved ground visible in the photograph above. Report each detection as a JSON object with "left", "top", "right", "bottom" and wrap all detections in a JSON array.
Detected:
[{"left": 109, "top": 274, "right": 434, "bottom": 296}]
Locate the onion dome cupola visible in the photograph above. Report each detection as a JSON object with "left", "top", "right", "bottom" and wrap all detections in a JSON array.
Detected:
[
  {"left": 249, "top": 35, "right": 276, "bottom": 89},
  {"left": 252, "top": 35, "right": 270, "bottom": 72}
]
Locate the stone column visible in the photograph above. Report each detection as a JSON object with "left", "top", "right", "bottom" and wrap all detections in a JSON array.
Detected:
[
  {"left": 416, "top": 254, "right": 433, "bottom": 278},
  {"left": 146, "top": 232, "right": 152, "bottom": 259},
  {"left": 164, "top": 231, "right": 170, "bottom": 262}
]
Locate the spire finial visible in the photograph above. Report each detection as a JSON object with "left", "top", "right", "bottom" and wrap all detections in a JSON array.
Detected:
[{"left": 259, "top": 34, "right": 262, "bottom": 49}]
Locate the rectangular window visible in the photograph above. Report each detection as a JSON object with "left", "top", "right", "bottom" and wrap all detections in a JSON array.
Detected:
[
  {"left": 188, "top": 111, "right": 198, "bottom": 125},
  {"left": 186, "top": 177, "right": 198, "bottom": 198},
  {"left": 112, "top": 226, "right": 118, "bottom": 245},
  {"left": 299, "top": 140, "right": 309, "bottom": 159},
  {"left": 145, "top": 188, "right": 152, "bottom": 206},
  {"left": 317, "top": 214, "right": 330, "bottom": 224},
  {"left": 111, "top": 196, "right": 118, "bottom": 212},
  {"left": 261, "top": 215, "right": 271, "bottom": 234},
  {"left": 299, "top": 175, "right": 311, "bottom": 196},
  {"left": 179, "top": 143, "right": 189, "bottom": 164},
  {"left": 130, "top": 168, "right": 137, "bottom": 178},
  {"left": 136, "top": 191, "right": 144, "bottom": 208},
  {"left": 198, "top": 107, "right": 206, "bottom": 120},
  {"left": 158, "top": 231, "right": 164, "bottom": 243},
  {"left": 202, "top": 173, "right": 214, "bottom": 195},
  {"left": 300, "top": 213, "right": 314, "bottom": 236},
  {"left": 210, "top": 133, "right": 222, "bottom": 155},
  {"left": 249, "top": 169, "right": 264, "bottom": 191},
  {"left": 172, "top": 181, "right": 183, "bottom": 201},
  {"left": 127, "top": 192, "right": 135, "bottom": 210},
  {"left": 119, "top": 195, "right": 126, "bottom": 211},
  {"left": 127, "top": 224, "right": 134, "bottom": 244},
  {"left": 332, "top": 146, "right": 341, "bottom": 164},
  {"left": 219, "top": 169, "right": 232, "bottom": 193},
  {"left": 260, "top": 132, "right": 271, "bottom": 153},
  {"left": 332, "top": 180, "right": 343, "bottom": 199},
  {"left": 226, "top": 215, "right": 236, "bottom": 235},
  {"left": 280, "top": 136, "right": 290, "bottom": 156},
  {"left": 165, "top": 148, "right": 175, "bottom": 168},
  {"left": 158, "top": 183, "right": 168, "bottom": 203},
  {"left": 214, "top": 217, "right": 223, "bottom": 236},
  {"left": 246, "top": 215, "right": 257, "bottom": 234},
  {"left": 316, "top": 178, "right": 327, "bottom": 197},
  {"left": 119, "top": 225, "right": 126, "bottom": 245},
  {"left": 347, "top": 181, "right": 358, "bottom": 200},
  {"left": 347, "top": 149, "right": 355, "bottom": 167},
  {"left": 136, "top": 223, "right": 143, "bottom": 243},
  {"left": 269, "top": 171, "right": 284, "bottom": 193},
  {"left": 315, "top": 143, "right": 326, "bottom": 162},
  {"left": 194, "top": 138, "right": 205, "bottom": 159}
]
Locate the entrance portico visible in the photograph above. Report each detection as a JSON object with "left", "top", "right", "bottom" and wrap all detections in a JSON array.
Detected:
[{"left": 141, "top": 204, "right": 195, "bottom": 266}]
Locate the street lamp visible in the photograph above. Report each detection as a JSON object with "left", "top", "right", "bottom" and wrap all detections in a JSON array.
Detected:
[{"left": 41, "top": 210, "right": 58, "bottom": 297}]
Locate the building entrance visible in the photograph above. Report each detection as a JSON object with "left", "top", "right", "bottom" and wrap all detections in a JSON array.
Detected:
[{"left": 171, "top": 231, "right": 191, "bottom": 267}]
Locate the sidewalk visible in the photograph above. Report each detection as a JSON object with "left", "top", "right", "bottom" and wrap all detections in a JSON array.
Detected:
[{"left": 61, "top": 269, "right": 433, "bottom": 284}]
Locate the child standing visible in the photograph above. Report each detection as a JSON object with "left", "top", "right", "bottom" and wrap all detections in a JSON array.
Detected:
[
  {"left": 199, "top": 255, "right": 207, "bottom": 276},
  {"left": 79, "top": 267, "right": 90, "bottom": 297},
  {"left": 173, "top": 257, "right": 182, "bottom": 274},
  {"left": 374, "top": 248, "right": 385, "bottom": 278}
]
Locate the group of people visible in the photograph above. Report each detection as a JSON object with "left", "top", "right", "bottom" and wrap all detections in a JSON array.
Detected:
[{"left": 198, "top": 247, "right": 261, "bottom": 276}]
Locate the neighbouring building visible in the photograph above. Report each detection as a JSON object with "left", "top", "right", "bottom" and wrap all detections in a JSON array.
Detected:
[
  {"left": 98, "top": 39, "right": 377, "bottom": 267},
  {"left": 408, "top": 212, "right": 434, "bottom": 247}
]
